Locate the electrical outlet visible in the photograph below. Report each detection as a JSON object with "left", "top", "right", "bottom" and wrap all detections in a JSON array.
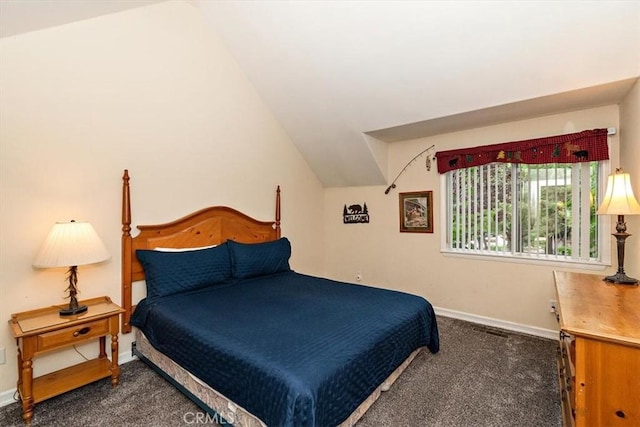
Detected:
[
  {"left": 549, "top": 299, "right": 557, "bottom": 313},
  {"left": 0, "top": 347, "right": 5, "bottom": 365}
]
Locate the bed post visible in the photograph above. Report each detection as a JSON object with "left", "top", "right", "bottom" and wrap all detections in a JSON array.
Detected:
[
  {"left": 275, "top": 185, "right": 281, "bottom": 239},
  {"left": 122, "top": 170, "right": 133, "bottom": 333}
]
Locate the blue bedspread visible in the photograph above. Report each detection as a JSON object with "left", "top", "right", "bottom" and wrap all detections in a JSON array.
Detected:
[{"left": 131, "top": 271, "right": 439, "bottom": 426}]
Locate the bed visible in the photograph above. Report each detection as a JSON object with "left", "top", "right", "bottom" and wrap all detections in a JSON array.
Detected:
[{"left": 121, "top": 170, "right": 440, "bottom": 426}]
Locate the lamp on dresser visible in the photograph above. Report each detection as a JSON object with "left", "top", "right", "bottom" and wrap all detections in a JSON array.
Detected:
[
  {"left": 33, "top": 220, "right": 110, "bottom": 315},
  {"left": 596, "top": 168, "right": 640, "bottom": 285}
]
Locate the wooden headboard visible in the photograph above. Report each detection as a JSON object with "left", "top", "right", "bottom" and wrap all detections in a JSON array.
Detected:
[{"left": 121, "top": 170, "right": 281, "bottom": 333}]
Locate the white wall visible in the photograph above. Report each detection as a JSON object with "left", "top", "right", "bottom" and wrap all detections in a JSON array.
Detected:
[
  {"left": 1, "top": 0, "right": 638, "bottom": 407},
  {"left": 324, "top": 106, "right": 620, "bottom": 332},
  {"left": 620, "top": 80, "right": 640, "bottom": 280},
  {"left": 0, "top": 1, "right": 323, "bottom": 395}
]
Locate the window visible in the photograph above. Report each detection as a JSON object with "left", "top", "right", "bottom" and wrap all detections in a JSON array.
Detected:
[
  {"left": 435, "top": 128, "right": 611, "bottom": 266},
  {"left": 444, "top": 161, "right": 606, "bottom": 263}
]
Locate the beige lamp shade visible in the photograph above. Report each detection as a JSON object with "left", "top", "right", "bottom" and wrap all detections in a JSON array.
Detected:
[
  {"left": 597, "top": 170, "right": 640, "bottom": 216},
  {"left": 33, "top": 221, "right": 110, "bottom": 268}
]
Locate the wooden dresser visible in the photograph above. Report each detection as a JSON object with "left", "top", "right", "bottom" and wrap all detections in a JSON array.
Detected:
[{"left": 554, "top": 271, "right": 640, "bottom": 427}]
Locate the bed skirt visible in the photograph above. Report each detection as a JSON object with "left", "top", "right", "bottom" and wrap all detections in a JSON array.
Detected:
[{"left": 134, "top": 329, "right": 424, "bottom": 426}]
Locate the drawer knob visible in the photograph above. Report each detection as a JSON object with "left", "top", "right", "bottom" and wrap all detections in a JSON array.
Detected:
[
  {"left": 73, "top": 327, "right": 91, "bottom": 337},
  {"left": 615, "top": 410, "right": 626, "bottom": 418}
]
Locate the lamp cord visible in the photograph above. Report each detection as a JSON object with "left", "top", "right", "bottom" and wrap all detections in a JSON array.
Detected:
[{"left": 73, "top": 345, "right": 89, "bottom": 361}]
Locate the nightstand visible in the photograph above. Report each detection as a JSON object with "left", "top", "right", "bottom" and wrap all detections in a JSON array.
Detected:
[{"left": 9, "top": 296, "right": 124, "bottom": 425}]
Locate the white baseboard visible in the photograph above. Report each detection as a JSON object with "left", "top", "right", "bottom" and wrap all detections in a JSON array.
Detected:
[
  {"left": 2, "top": 311, "right": 556, "bottom": 408},
  {"left": 0, "top": 388, "right": 16, "bottom": 409},
  {"left": 0, "top": 349, "right": 137, "bottom": 408},
  {"left": 433, "top": 306, "right": 559, "bottom": 340},
  {"left": 119, "top": 348, "right": 138, "bottom": 365}
]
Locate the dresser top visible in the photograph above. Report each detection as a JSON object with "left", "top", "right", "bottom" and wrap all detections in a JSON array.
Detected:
[{"left": 554, "top": 271, "right": 640, "bottom": 347}]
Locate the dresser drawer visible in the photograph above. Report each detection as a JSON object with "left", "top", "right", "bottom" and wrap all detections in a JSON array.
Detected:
[{"left": 37, "top": 319, "right": 110, "bottom": 352}]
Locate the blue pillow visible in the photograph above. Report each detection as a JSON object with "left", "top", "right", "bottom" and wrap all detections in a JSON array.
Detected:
[
  {"left": 227, "top": 238, "right": 291, "bottom": 280},
  {"left": 136, "top": 243, "right": 231, "bottom": 302}
]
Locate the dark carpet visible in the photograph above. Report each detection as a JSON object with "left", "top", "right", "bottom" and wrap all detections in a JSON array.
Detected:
[{"left": 0, "top": 317, "right": 561, "bottom": 426}]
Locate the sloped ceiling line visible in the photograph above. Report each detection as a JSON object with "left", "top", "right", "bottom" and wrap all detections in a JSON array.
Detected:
[{"left": 2, "top": 0, "right": 639, "bottom": 187}]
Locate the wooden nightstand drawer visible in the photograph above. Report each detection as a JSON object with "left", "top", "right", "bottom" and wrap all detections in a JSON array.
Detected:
[{"left": 37, "top": 318, "right": 110, "bottom": 352}]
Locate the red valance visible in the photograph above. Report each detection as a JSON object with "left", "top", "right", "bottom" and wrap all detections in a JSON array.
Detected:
[{"left": 435, "top": 128, "right": 609, "bottom": 174}]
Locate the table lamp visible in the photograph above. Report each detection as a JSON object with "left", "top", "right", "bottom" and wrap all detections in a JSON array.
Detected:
[
  {"left": 597, "top": 169, "right": 640, "bottom": 285},
  {"left": 33, "top": 220, "right": 110, "bottom": 315}
]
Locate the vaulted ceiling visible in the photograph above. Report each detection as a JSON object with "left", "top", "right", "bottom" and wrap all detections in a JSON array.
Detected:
[{"left": 2, "top": 0, "right": 639, "bottom": 187}]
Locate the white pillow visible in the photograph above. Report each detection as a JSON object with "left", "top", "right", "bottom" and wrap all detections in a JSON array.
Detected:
[{"left": 153, "top": 244, "right": 217, "bottom": 252}]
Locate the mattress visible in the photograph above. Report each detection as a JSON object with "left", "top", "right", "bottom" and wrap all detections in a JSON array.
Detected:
[
  {"left": 131, "top": 271, "right": 439, "bottom": 426},
  {"left": 134, "top": 329, "right": 424, "bottom": 427}
]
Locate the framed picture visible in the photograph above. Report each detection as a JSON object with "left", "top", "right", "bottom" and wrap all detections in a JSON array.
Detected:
[{"left": 399, "top": 191, "right": 433, "bottom": 233}]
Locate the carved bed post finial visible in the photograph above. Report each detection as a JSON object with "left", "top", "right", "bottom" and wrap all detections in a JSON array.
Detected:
[
  {"left": 122, "top": 170, "right": 131, "bottom": 235},
  {"left": 122, "top": 170, "right": 133, "bottom": 333},
  {"left": 275, "top": 186, "right": 281, "bottom": 239}
]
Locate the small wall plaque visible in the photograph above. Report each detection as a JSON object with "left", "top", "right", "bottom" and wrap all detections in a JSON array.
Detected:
[{"left": 343, "top": 203, "right": 369, "bottom": 224}]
